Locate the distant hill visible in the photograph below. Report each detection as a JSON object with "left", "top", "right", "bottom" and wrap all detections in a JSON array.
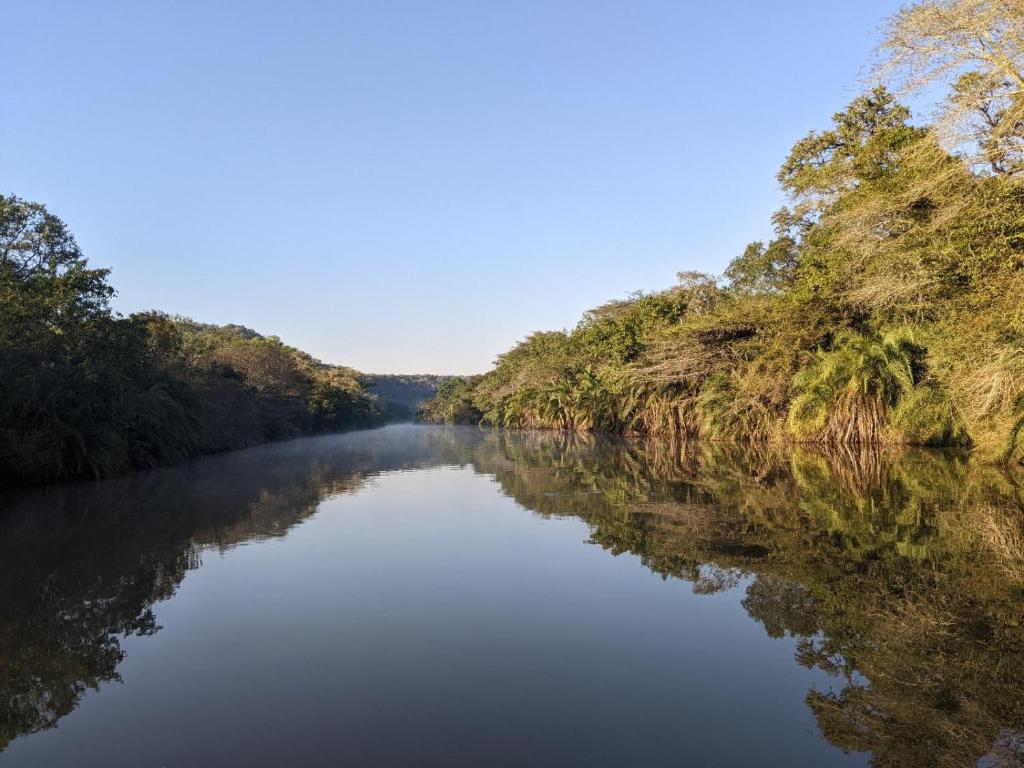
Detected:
[
  {"left": 172, "top": 319, "right": 263, "bottom": 342},
  {"left": 362, "top": 374, "right": 450, "bottom": 421},
  {"left": 168, "top": 323, "right": 450, "bottom": 423}
]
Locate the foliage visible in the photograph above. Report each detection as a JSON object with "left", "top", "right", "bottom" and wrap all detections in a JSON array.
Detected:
[
  {"left": 788, "top": 329, "right": 919, "bottom": 444},
  {"left": 416, "top": 376, "right": 483, "bottom": 424}
]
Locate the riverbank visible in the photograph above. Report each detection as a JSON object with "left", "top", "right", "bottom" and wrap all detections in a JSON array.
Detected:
[{"left": 420, "top": 84, "right": 1024, "bottom": 464}]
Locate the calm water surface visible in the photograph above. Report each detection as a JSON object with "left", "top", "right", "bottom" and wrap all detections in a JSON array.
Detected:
[{"left": 1, "top": 425, "right": 1022, "bottom": 767}]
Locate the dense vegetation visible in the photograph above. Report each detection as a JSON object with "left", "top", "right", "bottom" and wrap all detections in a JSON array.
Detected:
[
  {"left": 0, "top": 196, "right": 388, "bottom": 486},
  {"left": 421, "top": 0, "right": 1024, "bottom": 463}
]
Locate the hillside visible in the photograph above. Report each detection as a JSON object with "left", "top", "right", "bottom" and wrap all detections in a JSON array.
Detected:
[{"left": 363, "top": 374, "right": 449, "bottom": 421}]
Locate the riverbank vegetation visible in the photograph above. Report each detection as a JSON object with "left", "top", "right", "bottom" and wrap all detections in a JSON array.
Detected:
[
  {"left": 0, "top": 195, "right": 390, "bottom": 486},
  {"left": 420, "top": 0, "right": 1024, "bottom": 463}
]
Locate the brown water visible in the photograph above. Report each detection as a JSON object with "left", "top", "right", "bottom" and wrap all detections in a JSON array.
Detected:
[{"left": 1, "top": 425, "right": 1022, "bottom": 767}]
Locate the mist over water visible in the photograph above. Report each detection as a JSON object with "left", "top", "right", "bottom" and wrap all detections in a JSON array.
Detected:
[{"left": 0, "top": 425, "right": 1021, "bottom": 767}]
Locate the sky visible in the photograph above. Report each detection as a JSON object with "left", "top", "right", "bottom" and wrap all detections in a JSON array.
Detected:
[{"left": 4, "top": 0, "right": 905, "bottom": 374}]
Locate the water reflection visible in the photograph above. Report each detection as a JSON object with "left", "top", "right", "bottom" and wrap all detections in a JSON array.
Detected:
[
  {"left": 0, "top": 425, "right": 1022, "bottom": 767},
  {"left": 477, "top": 434, "right": 1024, "bottom": 768}
]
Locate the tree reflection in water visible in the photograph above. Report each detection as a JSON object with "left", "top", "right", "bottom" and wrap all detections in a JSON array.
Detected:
[{"left": 1, "top": 425, "right": 1021, "bottom": 767}]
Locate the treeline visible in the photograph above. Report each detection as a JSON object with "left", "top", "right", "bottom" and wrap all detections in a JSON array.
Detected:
[
  {"left": 0, "top": 196, "right": 386, "bottom": 486},
  {"left": 420, "top": 0, "right": 1024, "bottom": 463}
]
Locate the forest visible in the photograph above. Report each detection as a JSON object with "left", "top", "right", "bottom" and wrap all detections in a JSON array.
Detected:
[
  {"left": 0, "top": 195, "right": 443, "bottom": 486},
  {"left": 420, "top": 1, "right": 1024, "bottom": 464}
]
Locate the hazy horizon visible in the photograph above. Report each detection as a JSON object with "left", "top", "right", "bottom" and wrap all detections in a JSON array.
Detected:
[{"left": 5, "top": 0, "right": 902, "bottom": 374}]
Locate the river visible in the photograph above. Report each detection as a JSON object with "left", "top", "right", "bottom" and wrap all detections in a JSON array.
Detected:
[{"left": 1, "top": 425, "right": 1021, "bottom": 766}]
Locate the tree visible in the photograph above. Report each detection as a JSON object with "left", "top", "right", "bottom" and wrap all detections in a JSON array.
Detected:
[
  {"left": 0, "top": 194, "right": 114, "bottom": 347},
  {"left": 778, "top": 87, "right": 917, "bottom": 216},
  {"left": 877, "top": 0, "right": 1024, "bottom": 174},
  {"left": 724, "top": 238, "right": 797, "bottom": 295},
  {"left": 417, "top": 376, "right": 482, "bottom": 424}
]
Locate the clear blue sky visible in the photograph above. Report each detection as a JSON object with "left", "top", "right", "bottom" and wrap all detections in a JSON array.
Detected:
[{"left": 4, "top": 0, "right": 903, "bottom": 374}]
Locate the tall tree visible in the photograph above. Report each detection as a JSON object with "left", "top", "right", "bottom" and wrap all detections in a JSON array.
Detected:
[{"left": 877, "top": 0, "right": 1024, "bottom": 174}]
